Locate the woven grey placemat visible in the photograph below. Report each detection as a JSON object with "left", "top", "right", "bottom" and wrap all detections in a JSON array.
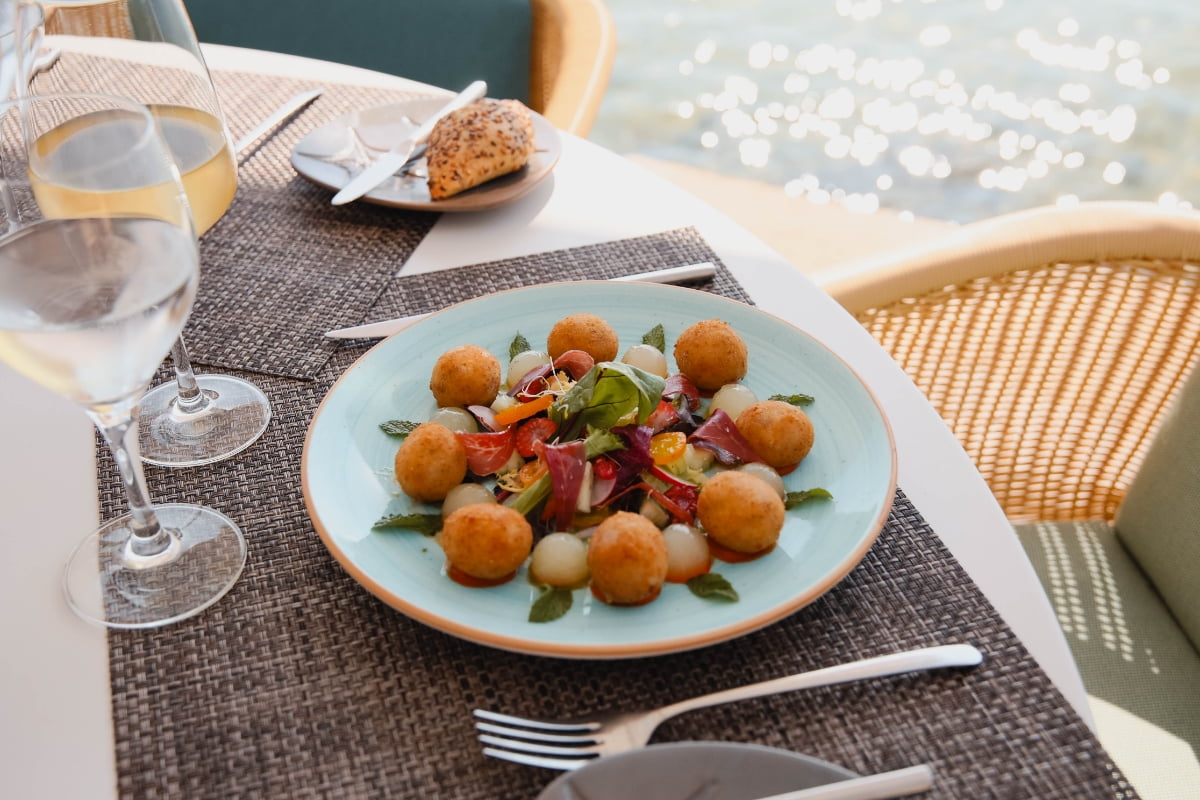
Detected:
[
  {"left": 183, "top": 70, "right": 438, "bottom": 379},
  {"left": 98, "top": 233, "right": 1132, "bottom": 799}
]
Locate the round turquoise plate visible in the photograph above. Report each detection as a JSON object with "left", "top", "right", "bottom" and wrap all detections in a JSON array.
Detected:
[{"left": 302, "top": 281, "right": 896, "bottom": 658}]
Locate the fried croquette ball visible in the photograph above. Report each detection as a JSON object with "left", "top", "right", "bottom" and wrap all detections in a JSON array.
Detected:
[
  {"left": 439, "top": 504, "right": 533, "bottom": 581},
  {"left": 736, "top": 400, "right": 815, "bottom": 468},
  {"left": 547, "top": 313, "right": 619, "bottom": 362},
  {"left": 587, "top": 511, "right": 669, "bottom": 605},
  {"left": 673, "top": 319, "right": 748, "bottom": 391},
  {"left": 429, "top": 344, "right": 501, "bottom": 408},
  {"left": 697, "top": 470, "right": 785, "bottom": 554},
  {"left": 394, "top": 422, "right": 468, "bottom": 502}
]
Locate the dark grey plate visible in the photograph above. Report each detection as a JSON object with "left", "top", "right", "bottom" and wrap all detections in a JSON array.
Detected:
[{"left": 535, "top": 742, "right": 857, "bottom": 800}]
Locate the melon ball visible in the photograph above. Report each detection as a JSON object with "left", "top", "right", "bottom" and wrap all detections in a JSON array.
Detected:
[
  {"left": 441, "top": 482, "right": 498, "bottom": 518},
  {"left": 529, "top": 532, "right": 590, "bottom": 587}
]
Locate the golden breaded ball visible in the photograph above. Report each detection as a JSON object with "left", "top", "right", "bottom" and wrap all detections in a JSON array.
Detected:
[
  {"left": 587, "top": 511, "right": 669, "bottom": 605},
  {"left": 394, "top": 422, "right": 467, "bottom": 502},
  {"left": 736, "top": 400, "right": 815, "bottom": 468},
  {"left": 673, "top": 319, "right": 748, "bottom": 392},
  {"left": 546, "top": 313, "right": 619, "bottom": 362},
  {"left": 439, "top": 504, "right": 533, "bottom": 581},
  {"left": 697, "top": 470, "right": 785, "bottom": 554},
  {"left": 429, "top": 344, "right": 501, "bottom": 408}
]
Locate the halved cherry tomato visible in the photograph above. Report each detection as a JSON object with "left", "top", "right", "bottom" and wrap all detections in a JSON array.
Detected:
[
  {"left": 648, "top": 431, "right": 688, "bottom": 465},
  {"left": 518, "top": 458, "right": 548, "bottom": 487},
  {"left": 493, "top": 393, "right": 555, "bottom": 427},
  {"left": 515, "top": 417, "right": 558, "bottom": 458}
]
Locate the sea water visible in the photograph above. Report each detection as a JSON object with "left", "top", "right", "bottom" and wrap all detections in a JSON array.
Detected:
[{"left": 591, "top": 0, "right": 1200, "bottom": 223}]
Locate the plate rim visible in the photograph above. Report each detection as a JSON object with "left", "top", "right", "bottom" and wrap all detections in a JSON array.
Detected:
[
  {"left": 301, "top": 281, "right": 898, "bottom": 658},
  {"left": 289, "top": 95, "right": 562, "bottom": 211}
]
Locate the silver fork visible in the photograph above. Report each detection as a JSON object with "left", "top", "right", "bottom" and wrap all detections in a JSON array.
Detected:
[{"left": 474, "top": 643, "right": 983, "bottom": 770}]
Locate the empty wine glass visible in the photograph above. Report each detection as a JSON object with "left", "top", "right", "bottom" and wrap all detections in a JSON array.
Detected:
[
  {"left": 0, "top": 92, "right": 246, "bottom": 627},
  {"left": 21, "top": 0, "right": 271, "bottom": 467}
]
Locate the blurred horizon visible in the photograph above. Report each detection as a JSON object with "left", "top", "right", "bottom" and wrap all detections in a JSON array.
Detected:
[{"left": 589, "top": 0, "right": 1200, "bottom": 224}]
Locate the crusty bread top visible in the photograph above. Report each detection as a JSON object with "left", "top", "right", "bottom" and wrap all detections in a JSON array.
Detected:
[{"left": 425, "top": 99, "right": 537, "bottom": 200}]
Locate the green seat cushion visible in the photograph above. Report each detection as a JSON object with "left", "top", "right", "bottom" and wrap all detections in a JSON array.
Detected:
[
  {"left": 1115, "top": 364, "right": 1200, "bottom": 651},
  {"left": 1016, "top": 520, "right": 1200, "bottom": 795},
  {"left": 185, "top": 0, "right": 532, "bottom": 102}
]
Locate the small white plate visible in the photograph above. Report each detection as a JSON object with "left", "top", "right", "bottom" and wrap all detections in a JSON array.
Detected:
[
  {"left": 536, "top": 742, "right": 857, "bottom": 799},
  {"left": 290, "top": 96, "right": 561, "bottom": 211}
]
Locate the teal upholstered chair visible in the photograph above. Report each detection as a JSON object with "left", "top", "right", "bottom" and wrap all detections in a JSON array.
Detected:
[
  {"left": 183, "top": 0, "right": 615, "bottom": 135},
  {"left": 824, "top": 202, "right": 1200, "bottom": 799}
]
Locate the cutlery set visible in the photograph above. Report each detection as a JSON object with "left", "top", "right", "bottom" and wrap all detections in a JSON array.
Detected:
[{"left": 481, "top": 644, "right": 982, "bottom": 795}]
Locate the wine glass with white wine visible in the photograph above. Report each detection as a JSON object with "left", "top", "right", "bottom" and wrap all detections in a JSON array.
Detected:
[
  {"left": 0, "top": 92, "right": 246, "bottom": 627},
  {"left": 19, "top": 0, "right": 271, "bottom": 467}
]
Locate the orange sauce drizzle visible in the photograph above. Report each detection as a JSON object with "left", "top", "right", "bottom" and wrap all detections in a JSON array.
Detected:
[
  {"left": 590, "top": 583, "right": 663, "bottom": 607},
  {"left": 707, "top": 539, "right": 776, "bottom": 564},
  {"left": 447, "top": 564, "right": 517, "bottom": 588}
]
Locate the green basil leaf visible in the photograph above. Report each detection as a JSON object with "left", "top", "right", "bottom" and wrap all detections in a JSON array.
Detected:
[
  {"left": 550, "top": 362, "right": 666, "bottom": 439},
  {"left": 784, "top": 488, "right": 833, "bottom": 508},
  {"left": 372, "top": 512, "right": 441, "bottom": 535},
  {"left": 687, "top": 573, "right": 739, "bottom": 602},
  {"left": 379, "top": 419, "right": 419, "bottom": 437},
  {"left": 768, "top": 393, "right": 814, "bottom": 406},
  {"left": 641, "top": 323, "right": 666, "bottom": 353},
  {"left": 509, "top": 332, "right": 532, "bottom": 362},
  {"left": 529, "top": 586, "right": 573, "bottom": 622}
]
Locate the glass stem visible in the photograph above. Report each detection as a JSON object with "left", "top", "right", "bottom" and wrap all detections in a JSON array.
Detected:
[
  {"left": 170, "top": 335, "right": 211, "bottom": 413},
  {"left": 92, "top": 410, "right": 174, "bottom": 559}
]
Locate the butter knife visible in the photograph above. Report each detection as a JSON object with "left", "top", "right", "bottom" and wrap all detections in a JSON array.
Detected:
[
  {"left": 234, "top": 87, "right": 324, "bottom": 155},
  {"left": 324, "top": 261, "right": 718, "bottom": 339},
  {"left": 754, "top": 765, "right": 934, "bottom": 800},
  {"left": 330, "top": 79, "right": 487, "bottom": 205}
]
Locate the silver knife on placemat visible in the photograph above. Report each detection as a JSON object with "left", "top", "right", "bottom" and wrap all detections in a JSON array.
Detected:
[
  {"left": 330, "top": 80, "right": 487, "bottom": 205},
  {"left": 324, "top": 261, "right": 718, "bottom": 339}
]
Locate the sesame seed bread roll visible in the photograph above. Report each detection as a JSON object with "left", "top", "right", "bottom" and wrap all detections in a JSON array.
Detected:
[{"left": 426, "top": 99, "right": 537, "bottom": 200}]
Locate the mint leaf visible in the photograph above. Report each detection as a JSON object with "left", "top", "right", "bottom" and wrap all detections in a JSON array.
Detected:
[
  {"left": 641, "top": 323, "right": 666, "bottom": 353},
  {"left": 509, "top": 332, "right": 532, "bottom": 361},
  {"left": 372, "top": 512, "right": 441, "bottom": 535},
  {"left": 687, "top": 573, "right": 739, "bottom": 602},
  {"left": 380, "top": 419, "right": 419, "bottom": 437},
  {"left": 784, "top": 488, "right": 833, "bottom": 508},
  {"left": 529, "top": 586, "right": 573, "bottom": 622},
  {"left": 768, "top": 393, "right": 814, "bottom": 406}
]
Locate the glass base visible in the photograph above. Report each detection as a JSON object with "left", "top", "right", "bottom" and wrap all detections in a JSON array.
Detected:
[
  {"left": 138, "top": 374, "right": 271, "bottom": 467},
  {"left": 63, "top": 503, "right": 246, "bottom": 629}
]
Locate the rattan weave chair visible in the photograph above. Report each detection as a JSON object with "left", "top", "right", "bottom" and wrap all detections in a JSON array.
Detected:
[
  {"left": 529, "top": 0, "right": 616, "bottom": 137},
  {"left": 823, "top": 201, "right": 1200, "bottom": 798},
  {"left": 827, "top": 201, "right": 1200, "bottom": 523}
]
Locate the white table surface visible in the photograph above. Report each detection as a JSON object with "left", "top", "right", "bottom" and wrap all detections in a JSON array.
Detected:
[{"left": 0, "top": 44, "right": 1091, "bottom": 799}]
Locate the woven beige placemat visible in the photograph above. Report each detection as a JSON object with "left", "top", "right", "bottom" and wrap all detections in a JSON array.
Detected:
[{"left": 97, "top": 230, "right": 1134, "bottom": 799}]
